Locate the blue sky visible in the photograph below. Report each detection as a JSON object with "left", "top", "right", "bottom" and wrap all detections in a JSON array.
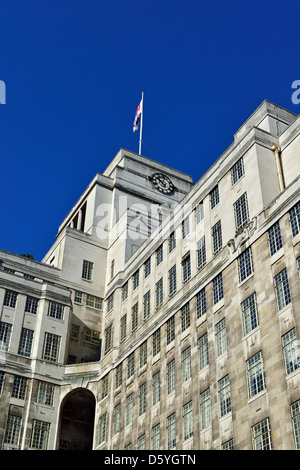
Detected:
[{"left": 0, "top": 0, "right": 299, "bottom": 261}]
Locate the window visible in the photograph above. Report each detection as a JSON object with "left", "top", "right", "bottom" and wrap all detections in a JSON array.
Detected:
[
  {"left": 268, "top": 221, "right": 283, "bottom": 256},
  {"left": 167, "top": 359, "right": 175, "bottom": 394},
  {"left": 290, "top": 202, "right": 300, "bottom": 237},
  {"left": 182, "top": 217, "right": 190, "bottom": 239},
  {"left": 200, "top": 389, "right": 211, "bottom": 429},
  {"left": 166, "top": 315, "right": 175, "bottom": 344},
  {"left": 122, "top": 282, "right": 128, "bottom": 301},
  {"left": 37, "top": 382, "right": 54, "bottom": 406},
  {"left": 234, "top": 193, "right": 249, "bottom": 231},
  {"left": 98, "top": 413, "right": 107, "bottom": 444},
  {"left": 241, "top": 293, "right": 259, "bottom": 336},
  {"left": 104, "top": 324, "right": 113, "bottom": 354},
  {"left": 181, "top": 303, "right": 190, "bottom": 331},
  {"left": 196, "top": 202, "right": 204, "bottom": 223},
  {"left": 42, "top": 332, "right": 60, "bottom": 362},
  {"left": 3, "top": 290, "right": 18, "bottom": 308},
  {"left": 0, "top": 371, "right": 4, "bottom": 393},
  {"left": 199, "top": 333, "right": 209, "bottom": 370},
  {"left": 25, "top": 296, "right": 39, "bottom": 314},
  {"left": 222, "top": 439, "right": 234, "bottom": 450},
  {"left": 247, "top": 351, "right": 265, "bottom": 398},
  {"left": 120, "top": 315, "right": 127, "bottom": 343},
  {"left": 48, "top": 301, "right": 64, "bottom": 320},
  {"left": 282, "top": 328, "right": 300, "bottom": 375},
  {"left": 143, "top": 291, "right": 151, "bottom": 321},
  {"left": 86, "top": 295, "right": 102, "bottom": 310},
  {"left": 0, "top": 322, "right": 12, "bottom": 351},
  {"left": 126, "top": 394, "right": 134, "bottom": 426},
  {"left": 156, "top": 278, "right": 163, "bottom": 309},
  {"left": 144, "top": 257, "right": 151, "bottom": 278},
  {"left": 183, "top": 401, "right": 193, "bottom": 440},
  {"left": 156, "top": 245, "right": 163, "bottom": 266},
  {"left": 219, "top": 375, "right": 231, "bottom": 417},
  {"left": 197, "top": 236, "right": 206, "bottom": 270},
  {"left": 139, "top": 383, "right": 146, "bottom": 415},
  {"left": 152, "top": 371, "right": 160, "bottom": 405},
  {"left": 107, "top": 293, "right": 114, "bottom": 312},
  {"left": 83, "top": 328, "right": 100, "bottom": 344},
  {"left": 82, "top": 260, "right": 93, "bottom": 281},
  {"left": 210, "top": 185, "right": 219, "bottom": 209},
  {"left": 212, "top": 221, "right": 222, "bottom": 255},
  {"left": 12, "top": 376, "right": 27, "bottom": 400},
  {"left": 71, "top": 324, "right": 80, "bottom": 339},
  {"left": 274, "top": 268, "right": 291, "bottom": 310},
  {"left": 110, "top": 259, "right": 114, "bottom": 279},
  {"left": 113, "top": 403, "right": 121, "bottom": 434},
  {"left": 182, "top": 254, "right": 191, "bottom": 284},
  {"left": 213, "top": 273, "right": 223, "bottom": 305},
  {"left": 18, "top": 328, "right": 34, "bottom": 357},
  {"left": 139, "top": 341, "right": 147, "bottom": 368},
  {"left": 182, "top": 347, "right": 192, "bottom": 382},
  {"left": 115, "top": 363, "right": 122, "bottom": 388},
  {"left": 251, "top": 418, "right": 272, "bottom": 450},
  {"left": 137, "top": 434, "right": 146, "bottom": 450},
  {"left": 196, "top": 288, "right": 206, "bottom": 318},
  {"left": 216, "top": 318, "right": 227, "bottom": 357},
  {"left": 127, "top": 352, "right": 135, "bottom": 378},
  {"left": 169, "top": 265, "right": 177, "bottom": 297},
  {"left": 4, "top": 415, "right": 22, "bottom": 445},
  {"left": 167, "top": 413, "right": 176, "bottom": 450},
  {"left": 231, "top": 157, "right": 244, "bottom": 185},
  {"left": 133, "top": 270, "right": 139, "bottom": 290},
  {"left": 291, "top": 400, "right": 300, "bottom": 449},
  {"left": 101, "top": 374, "right": 109, "bottom": 399},
  {"left": 131, "top": 303, "right": 138, "bottom": 332},
  {"left": 152, "top": 424, "right": 160, "bottom": 450},
  {"left": 238, "top": 247, "right": 253, "bottom": 283},
  {"left": 169, "top": 231, "right": 176, "bottom": 253},
  {"left": 153, "top": 329, "right": 161, "bottom": 356}
]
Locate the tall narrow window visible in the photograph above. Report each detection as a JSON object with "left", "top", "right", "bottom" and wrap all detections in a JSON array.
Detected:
[
  {"left": 122, "top": 282, "right": 128, "bottom": 302},
  {"left": 183, "top": 401, "right": 193, "bottom": 440},
  {"left": 182, "top": 347, "right": 192, "bottom": 382},
  {"left": 153, "top": 329, "right": 161, "bottom": 356},
  {"left": 197, "top": 236, "right": 206, "bottom": 270},
  {"left": 25, "top": 296, "right": 39, "bottom": 314},
  {"left": 42, "top": 332, "right": 60, "bottom": 362},
  {"left": 238, "top": 247, "right": 253, "bottom": 283},
  {"left": 231, "top": 157, "right": 244, "bottom": 185},
  {"left": 125, "top": 394, "right": 134, "bottom": 426},
  {"left": 167, "top": 359, "right": 175, "bottom": 394},
  {"left": 212, "top": 221, "right": 222, "bottom": 255},
  {"left": 169, "top": 265, "right": 177, "bottom": 297},
  {"left": 213, "top": 273, "right": 223, "bottom": 305},
  {"left": 182, "top": 254, "right": 191, "bottom": 284},
  {"left": 251, "top": 418, "right": 272, "bottom": 450},
  {"left": 4, "top": 415, "right": 22, "bottom": 446},
  {"left": 12, "top": 376, "right": 27, "bottom": 400},
  {"left": 152, "top": 371, "right": 160, "bottom": 405},
  {"left": 131, "top": 303, "right": 138, "bottom": 332},
  {"left": 169, "top": 231, "right": 176, "bottom": 253},
  {"left": 152, "top": 424, "right": 160, "bottom": 450},
  {"left": 18, "top": 328, "right": 34, "bottom": 357},
  {"left": 219, "top": 375, "right": 231, "bottom": 417},
  {"left": 210, "top": 185, "right": 219, "bottom": 209},
  {"left": 166, "top": 315, "right": 175, "bottom": 344},
  {"left": 156, "top": 278, "right": 163, "bottom": 309},
  {"left": 216, "top": 318, "right": 227, "bottom": 356},
  {"left": 98, "top": 413, "right": 107, "bottom": 444},
  {"left": 275, "top": 268, "right": 291, "bottom": 310},
  {"left": 290, "top": 202, "right": 300, "bottom": 237},
  {"left": 143, "top": 291, "right": 151, "bottom": 320},
  {"left": 115, "top": 363, "right": 122, "bottom": 388},
  {"left": 241, "top": 293, "right": 259, "bottom": 336},
  {"left": 181, "top": 303, "right": 190, "bottom": 331},
  {"left": 196, "top": 202, "right": 204, "bottom": 223},
  {"left": 246, "top": 351, "right": 265, "bottom": 398},
  {"left": 144, "top": 257, "right": 151, "bottom": 278},
  {"left": 3, "top": 290, "right": 18, "bottom": 308},
  {"left": 167, "top": 413, "right": 176, "bottom": 450},
  {"left": 127, "top": 352, "right": 135, "bottom": 378},
  {"left": 196, "top": 288, "right": 206, "bottom": 318},
  {"left": 133, "top": 270, "right": 139, "bottom": 290},
  {"left": 120, "top": 314, "right": 127, "bottom": 343},
  {"left": 282, "top": 328, "right": 300, "bottom": 375},
  {"left": 156, "top": 245, "right": 163, "bottom": 266},
  {"left": 268, "top": 221, "right": 283, "bottom": 256},
  {"left": 104, "top": 324, "right": 113, "bottom": 354},
  {"left": 82, "top": 260, "right": 93, "bottom": 281},
  {"left": 139, "top": 383, "right": 146, "bottom": 415},
  {"left": 234, "top": 193, "right": 249, "bottom": 231},
  {"left": 139, "top": 341, "right": 147, "bottom": 368},
  {"left": 200, "top": 389, "right": 211, "bottom": 429},
  {"left": 113, "top": 403, "right": 121, "bottom": 434},
  {"left": 182, "top": 217, "right": 190, "bottom": 239},
  {"left": 199, "top": 333, "right": 209, "bottom": 370},
  {"left": 291, "top": 400, "right": 300, "bottom": 449},
  {"left": 0, "top": 322, "right": 12, "bottom": 351}
]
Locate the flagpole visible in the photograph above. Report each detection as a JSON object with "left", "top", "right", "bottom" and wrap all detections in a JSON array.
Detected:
[{"left": 139, "top": 92, "right": 144, "bottom": 155}]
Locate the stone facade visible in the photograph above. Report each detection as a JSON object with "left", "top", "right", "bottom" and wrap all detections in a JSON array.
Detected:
[{"left": 0, "top": 100, "right": 300, "bottom": 450}]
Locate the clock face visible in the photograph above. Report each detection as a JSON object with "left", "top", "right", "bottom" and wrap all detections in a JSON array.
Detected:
[{"left": 151, "top": 173, "right": 175, "bottom": 194}]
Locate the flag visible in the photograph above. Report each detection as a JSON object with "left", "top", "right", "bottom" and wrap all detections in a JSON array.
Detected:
[{"left": 133, "top": 99, "right": 142, "bottom": 133}]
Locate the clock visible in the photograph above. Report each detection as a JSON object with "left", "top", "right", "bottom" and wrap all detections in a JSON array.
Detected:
[{"left": 150, "top": 173, "right": 175, "bottom": 194}]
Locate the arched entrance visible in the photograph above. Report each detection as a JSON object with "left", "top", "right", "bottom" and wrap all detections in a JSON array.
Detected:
[{"left": 58, "top": 389, "right": 96, "bottom": 450}]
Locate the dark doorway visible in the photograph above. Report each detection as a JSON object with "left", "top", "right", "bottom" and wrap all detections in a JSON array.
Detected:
[{"left": 58, "top": 389, "right": 96, "bottom": 450}]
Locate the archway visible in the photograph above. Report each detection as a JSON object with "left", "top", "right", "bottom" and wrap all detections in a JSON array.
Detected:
[{"left": 58, "top": 389, "right": 96, "bottom": 450}]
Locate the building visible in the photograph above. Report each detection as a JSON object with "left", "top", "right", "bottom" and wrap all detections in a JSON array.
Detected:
[{"left": 0, "top": 100, "right": 300, "bottom": 450}]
